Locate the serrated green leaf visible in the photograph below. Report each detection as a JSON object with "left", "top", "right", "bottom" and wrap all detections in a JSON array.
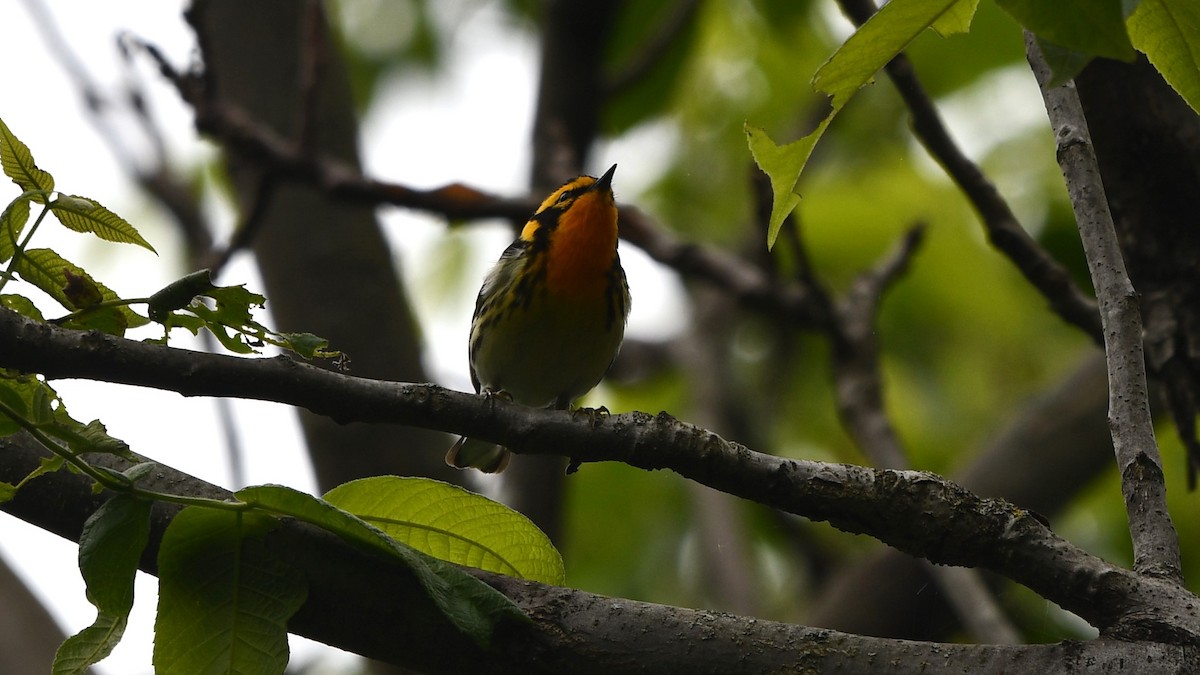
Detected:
[
  {"left": 11, "top": 248, "right": 147, "bottom": 330},
  {"left": 997, "top": 0, "right": 1135, "bottom": 60},
  {"left": 1128, "top": 0, "right": 1200, "bottom": 114},
  {"left": 53, "top": 495, "right": 152, "bottom": 675},
  {"left": 237, "top": 483, "right": 528, "bottom": 647},
  {"left": 154, "top": 507, "right": 305, "bottom": 675},
  {"left": 0, "top": 117, "right": 54, "bottom": 201},
  {"left": 53, "top": 612, "right": 128, "bottom": 675},
  {"left": 50, "top": 194, "right": 156, "bottom": 254},
  {"left": 324, "top": 476, "right": 564, "bottom": 585},
  {"left": 147, "top": 269, "right": 217, "bottom": 322}
]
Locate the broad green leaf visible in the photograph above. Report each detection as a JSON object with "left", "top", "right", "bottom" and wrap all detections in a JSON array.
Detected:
[
  {"left": 79, "top": 496, "right": 152, "bottom": 613},
  {"left": 752, "top": 0, "right": 967, "bottom": 248},
  {"left": 53, "top": 495, "right": 152, "bottom": 674},
  {"left": 0, "top": 481, "right": 15, "bottom": 503},
  {"left": 237, "top": 483, "right": 528, "bottom": 647},
  {"left": 931, "top": 0, "right": 981, "bottom": 37},
  {"left": 50, "top": 194, "right": 156, "bottom": 254},
  {"left": 1128, "top": 0, "right": 1200, "bottom": 114},
  {"left": 996, "top": 0, "right": 1135, "bottom": 60},
  {"left": 11, "top": 248, "right": 147, "bottom": 330},
  {"left": 324, "top": 476, "right": 565, "bottom": 584},
  {"left": 154, "top": 507, "right": 305, "bottom": 675},
  {"left": 0, "top": 117, "right": 54, "bottom": 201}
]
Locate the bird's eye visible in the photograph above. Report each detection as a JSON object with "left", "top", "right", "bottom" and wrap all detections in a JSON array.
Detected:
[{"left": 555, "top": 192, "right": 572, "bottom": 205}]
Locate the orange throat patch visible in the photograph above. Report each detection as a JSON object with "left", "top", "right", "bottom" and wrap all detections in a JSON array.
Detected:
[{"left": 544, "top": 194, "right": 618, "bottom": 298}]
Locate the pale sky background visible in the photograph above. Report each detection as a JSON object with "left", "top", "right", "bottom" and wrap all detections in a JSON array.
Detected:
[{"left": 0, "top": 1, "right": 1052, "bottom": 672}]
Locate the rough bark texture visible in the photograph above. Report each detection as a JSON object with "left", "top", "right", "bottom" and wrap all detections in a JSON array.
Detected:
[
  {"left": 3, "top": 432, "right": 1198, "bottom": 673},
  {"left": 1074, "top": 57, "right": 1200, "bottom": 488}
]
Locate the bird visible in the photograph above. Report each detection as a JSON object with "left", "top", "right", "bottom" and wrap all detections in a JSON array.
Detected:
[{"left": 446, "top": 164, "right": 630, "bottom": 473}]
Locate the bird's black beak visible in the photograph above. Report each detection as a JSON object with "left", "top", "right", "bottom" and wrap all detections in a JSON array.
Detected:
[{"left": 594, "top": 164, "right": 617, "bottom": 192}]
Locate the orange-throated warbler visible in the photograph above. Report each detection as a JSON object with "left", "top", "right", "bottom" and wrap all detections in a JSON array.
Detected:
[{"left": 446, "top": 164, "right": 630, "bottom": 473}]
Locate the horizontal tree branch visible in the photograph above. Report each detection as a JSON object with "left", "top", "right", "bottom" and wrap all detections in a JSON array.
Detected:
[
  {"left": 2, "top": 432, "right": 1197, "bottom": 673},
  {"left": 1, "top": 307, "right": 1197, "bottom": 643}
]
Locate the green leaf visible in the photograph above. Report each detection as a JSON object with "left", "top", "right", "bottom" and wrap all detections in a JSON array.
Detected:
[
  {"left": 812, "top": 0, "right": 966, "bottom": 108},
  {"left": 996, "top": 0, "right": 1135, "bottom": 60},
  {"left": 930, "top": 0, "right": 981, "bottom": 37},
  {"left": 751, "top": 0, "right": 970, "bottom": 248},
  {"left": 0, "top": 194, "right": 32, "bottom": 263},
  {"left": 1037, "top": 38, "right": 1096, "bottom": 88},
  {"left": 1, "top": 293, "right": 45, "bottom": 320},
  {"left": 154, "top": 507, "right": 306, "bottom": 675},
  {"left": 53, "top": 495, "right": 152, "bottom": 675},
  {"left": 237, "top": 483, "right": 528, "bottom": 647},
  {"left": 79, "top": 495, "right": 151, "bottom": 612},
  {"left": 0, "top": 378, "right": 30, "bottom": 436},
  {"left": 11, "top": 248, "right": 147, "bottom": 330},
  {"left": 53, "top": 614, "right": 128, "bottom": 675},
  {"left": 746, "top": 122, "right": 823, "bottom": 249},
  {"left": 279, "top": 332, "right": 333, "bottom": 360},
  {"left": 147, "top": 269, "right": 217, "bottom": 322},
  {"left": 0, "top": 481, "right": 15, "bottom": 503},
  {"left": 1128, "top": 0, "right": 1200, "bottom": 114},
  {"left": 324, "top": 476, "right": 565, "bottom": 584},
  {"left": 0, "top": 117, "right": 55, "bottom": 201},
  {"left": 50, "top": 194, "right": 156, "bottom": 254}
]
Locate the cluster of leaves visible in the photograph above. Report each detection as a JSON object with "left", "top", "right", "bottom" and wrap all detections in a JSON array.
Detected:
[
  {"left": 0, "top": 117, "right": 565, "bottom": 674},
  {"left": 748, "top": 0, "right": 1199, "bottom": 247}
]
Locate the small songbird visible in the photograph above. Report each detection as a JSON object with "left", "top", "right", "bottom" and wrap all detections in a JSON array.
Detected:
[{"left": 446, "top": 164, "right": 630, "bottom": 473}]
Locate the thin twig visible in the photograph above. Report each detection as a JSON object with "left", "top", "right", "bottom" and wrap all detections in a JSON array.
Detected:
[
  {"left": 1026, "top": 34, "right": 1181, "bottom": 582},
  {"left": 835, "top": 0, "right": 1102, "bottom": 344}
]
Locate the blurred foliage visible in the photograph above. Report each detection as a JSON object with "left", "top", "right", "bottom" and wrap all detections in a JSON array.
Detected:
[{"left": 327, "top": 0, "right": 1191, "bottom": 643}]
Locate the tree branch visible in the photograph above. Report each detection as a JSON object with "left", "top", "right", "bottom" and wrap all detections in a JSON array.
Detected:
[
  {"left": 835, "top": 0, "right": 1103, "bottom": 344},
  {"left": 3, "top": 432, "right": 1198, "bottom": 672},
  {"left": 1025, "top": 36, "right": 1183, "bottom": 582},
  {"left": 0, "top": 307, "right": 1196, "bottom": 641}
]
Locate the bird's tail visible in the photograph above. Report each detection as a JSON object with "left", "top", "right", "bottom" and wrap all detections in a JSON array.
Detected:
[{"left": 445, "top": 436, "right": 512, "bottom": 473}]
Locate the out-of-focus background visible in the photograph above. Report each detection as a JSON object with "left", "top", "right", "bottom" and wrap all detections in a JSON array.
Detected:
[{"left": 2, "top": 1, "right": 1192, "bottom": 672}]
